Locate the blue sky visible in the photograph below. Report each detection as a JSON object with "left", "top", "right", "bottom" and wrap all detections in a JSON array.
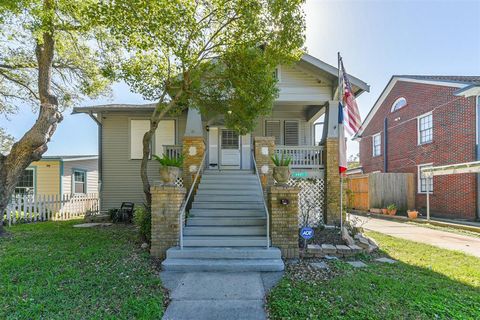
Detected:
[{"left": 1, "top": 0, "right": 479, "bottom": 157}]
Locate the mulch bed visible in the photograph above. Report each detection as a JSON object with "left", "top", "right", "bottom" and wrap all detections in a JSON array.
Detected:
[
  {"left": 284, "top": 258, "right": 343, "bottom": 282},
  {"left": 298, "top": 227, "right": 346, "bottom": 248}
]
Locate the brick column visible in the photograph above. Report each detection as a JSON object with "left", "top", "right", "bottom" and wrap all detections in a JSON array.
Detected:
[
  {"left": 182, "top": 136, "right": 205, "bottom": 191},
  {"left": 268, "top": 186, "right": 300, "bottom": 259},
  {"left": 254, "top": 136, "right": 275, "bottom": 189},
  {"left": 324, "top": 137, "right": 343, "bottom": 225},
  {"left": 150, "top": 184, "right": 186, "bottom": 259}
]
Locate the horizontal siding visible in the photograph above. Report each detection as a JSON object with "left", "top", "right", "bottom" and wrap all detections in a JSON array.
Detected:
[
  {"left": 62, "top": 159, "right": 99, "bottom": 195},
  {"left": 31, "top": 160, "right": 60, "bottom": 197}
]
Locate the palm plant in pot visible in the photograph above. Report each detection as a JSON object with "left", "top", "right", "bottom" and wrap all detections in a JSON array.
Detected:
[
  {"left": 271, "top": 153, "right": 292, "bottom": 186},
  {"left": 153, "top": 154, "right": 184, "bottom": 186},
  {"left": 386, "top": 203, "right": 397, "bottom": 215}
]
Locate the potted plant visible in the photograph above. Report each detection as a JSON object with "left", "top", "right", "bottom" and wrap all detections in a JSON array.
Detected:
[
  {"left": 271, "top": 153, "right": 292, "bottom": 186},
  {"left": 407, "top": 209, "right": 419, "bottom": 219},
  {"left": 153, "top": 154, "right": 183, "bottom": 186},
  {"left": 381, "top": 208, "right": 388, "bottom": 215},
  {"left": 386, "top": 204, "right": 397, "bottom": 216}
]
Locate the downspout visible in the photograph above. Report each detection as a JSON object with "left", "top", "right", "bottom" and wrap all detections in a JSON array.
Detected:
[
  {"left": 88, "top": 112, "right": 102, "bottom": 211},
  {"left": 383, "top": 117, "right": 388, "bottom": 172}
]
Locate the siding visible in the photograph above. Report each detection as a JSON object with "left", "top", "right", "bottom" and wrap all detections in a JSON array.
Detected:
[
  {"left": 30, "top": 160, "right": 61, "bottom": 196},
  {"left": 62, "top": 159, "right": 99, "bottom": 195},
  {"left": 277, "top": 65, "right": 332, "bottom": 103}
]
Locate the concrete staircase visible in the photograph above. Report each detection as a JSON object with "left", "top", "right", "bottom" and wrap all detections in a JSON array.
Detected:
[{"left": 162, "top": 170, "right": 284, "bottom": 272}]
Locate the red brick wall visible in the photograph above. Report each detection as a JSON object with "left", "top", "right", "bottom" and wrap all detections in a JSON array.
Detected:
[{"left": 359, "top": 80, "right": 477, "bottom": 219}]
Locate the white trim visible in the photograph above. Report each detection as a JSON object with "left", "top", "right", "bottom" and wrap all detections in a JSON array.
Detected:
[
  {"left": 61, "top": 156, "right": 98, "bottom": 162},
  {"left": 417, "top": 111, "right": 433, "bottom": 145},
  {"left": 72, "top": 169, "right": 87, "bottom": 194},
  {"left": 372, "top": 132, "right": 381, "bottom": 157},
  {"left": 355, "top": 77, "right": 469, "bottom": 139},
  {"left": 418, "top": 163, "right": 434, "bottom": 194},
  {"left": 390, "top": 97, "right": 407, "bottom": 112}
]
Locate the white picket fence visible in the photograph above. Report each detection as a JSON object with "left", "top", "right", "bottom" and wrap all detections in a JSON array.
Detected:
[{"left": 3, "top": 193, "right": 99, "bottom": 226}]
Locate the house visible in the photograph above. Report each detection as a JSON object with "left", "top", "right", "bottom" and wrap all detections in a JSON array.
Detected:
[
  {"left": 15, "top": 155, "right": 99, "bottom": 198},
  {"left": 73, "top": 54, "right": 369, "bottom": 218},
  {"left": 356, "top": 76, "right": 480, "bottom": 220}
]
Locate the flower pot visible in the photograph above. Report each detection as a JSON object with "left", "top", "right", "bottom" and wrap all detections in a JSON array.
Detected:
[
  {"left": 387, "top": 209, "right": 397, "bottom": 216},
  {"left": 381, "top": 208, "right": 388, "bottom": 215},
  {"left": 273, "top": 166, "right": 290, "bottom": 186},
  {"left": 369, "top": 208, "right": 382, "bottom": 214},
  {"left": 407, "top": 210, "right": 418, "bottom": 219},
  {"left": 159, "top": 166, "right": 180, "bottom": 186}
]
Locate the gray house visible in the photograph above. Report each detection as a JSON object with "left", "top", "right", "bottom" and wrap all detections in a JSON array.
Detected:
[{"left": 74, "top": 54, "right": 369, "bottom": 213}]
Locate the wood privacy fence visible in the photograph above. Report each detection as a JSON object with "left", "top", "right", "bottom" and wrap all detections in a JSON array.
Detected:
[
  {"left": 346, "top": 173, "right": 415, "bottom": 211},
  {"left": 3, "top": 193, "right": 99, "bottom": 226}
]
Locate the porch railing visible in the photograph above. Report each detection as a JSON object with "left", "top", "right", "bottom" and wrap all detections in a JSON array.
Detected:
[
  {"left": 164, "top": 145, "right": 182, "bottom": 159},
  {"left": 251, "top": 151, "right": 270, "bottom": 248},
  {"left": 275, "top": 145, "right": 324, "bottom": 169}
]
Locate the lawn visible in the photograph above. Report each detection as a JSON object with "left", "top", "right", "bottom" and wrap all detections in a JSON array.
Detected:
[
  {"left": 268, "top": 232, "right": 480, "bottom": 320},
  {"left": 0, "top": 220, "right": 164, "bottom": 319}
]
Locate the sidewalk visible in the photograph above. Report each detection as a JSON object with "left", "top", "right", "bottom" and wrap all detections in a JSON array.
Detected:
[{"left": 352, "top": 214, "right": 480, "bottom": 258}]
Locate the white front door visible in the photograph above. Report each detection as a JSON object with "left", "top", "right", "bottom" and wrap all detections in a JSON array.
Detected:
[{"left": 220, "top": 129, "right": 240, "bottom": 169}]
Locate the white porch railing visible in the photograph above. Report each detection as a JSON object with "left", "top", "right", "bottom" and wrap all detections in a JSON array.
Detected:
[
  {"left": 164, "top": 145, "right": 182, "bottom": 159},
  {"left": 275, "top": 145, "right": 324, "bottom": 169}
]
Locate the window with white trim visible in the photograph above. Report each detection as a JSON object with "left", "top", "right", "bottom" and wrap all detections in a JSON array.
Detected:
[
  {"left": 221, "top": 129, "right": 239, "bottom": 149},
  {"left": 372, "top": 133, "right": 381, "bottom": 157},
  {"left": 418, "top": 113, "right": 433, "bottom": 144},
  {"left": 15, "top": 168, "right": 35, "bottom": 195},
  {"left": 284, "top": 120, "right": 299, "bottom": 146},
  {"left": 391, "top": 97, "right": 407, "bottom": 112},
  {"left": 418, "top": 163, "right": 433, "bottom": 193},
  {"left": 73, "top": 170, "right": 86, "bottom": 194},
  {"left": 130, "top": 119, "right": 150, "bottom": 159}
]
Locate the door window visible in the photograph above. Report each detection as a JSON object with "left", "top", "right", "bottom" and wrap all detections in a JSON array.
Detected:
[{"left": 221, "top": 130, "right": 239, "bottom": 149}]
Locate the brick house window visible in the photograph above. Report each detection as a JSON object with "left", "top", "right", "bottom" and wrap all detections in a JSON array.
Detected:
[
  {"left": 372, "top": 133, "right": 381, "bottom": 157},
  {"left": 418, "top": 163, "right": 433, "bottom": 193},
  {"left": 418, "top": 113, "right": 433, "bottom": 144},
  {"left": 391, "top": 97, "right": 407, "bottom": 112}
]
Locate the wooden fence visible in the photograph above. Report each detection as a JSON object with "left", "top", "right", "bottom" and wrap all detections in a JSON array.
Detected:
[
  {"left": 346, "top": 173, "right": 415, "bottom": 211},
  {"left": 3, "top": 193, "right": 99, "bottom": 226}
]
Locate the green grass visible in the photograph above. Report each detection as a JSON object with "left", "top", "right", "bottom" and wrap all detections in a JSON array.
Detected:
[
  {"left": 0, "top": 220, "right": 164, "bottom": 319},
  {"left": 268, "top": 232, "right": 480, "bottom": 320}
]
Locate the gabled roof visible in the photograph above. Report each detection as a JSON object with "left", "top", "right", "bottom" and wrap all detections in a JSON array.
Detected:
[
  {"left": 354, "top": 75, "right": 480, "bottom": 140},
  {"left": 40, "top": 155, "right": 98, "bottom": 162},
  {"left": 73, "top": 54, "right": 370, "bottom": 114}
]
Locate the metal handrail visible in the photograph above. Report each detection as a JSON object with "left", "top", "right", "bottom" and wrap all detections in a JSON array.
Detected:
[
  {"left": 179, "top": 153, "right": 206, "bottom": 249},
  {"left": 251, "top": 151, "right": 270, "bottom": 249}
]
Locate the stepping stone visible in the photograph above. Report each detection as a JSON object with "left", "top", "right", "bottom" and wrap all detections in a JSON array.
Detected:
[
  {"left": 375, "top": 257, "right": 397, "bottom": 264},
  {"left": 321, "top": 244, "right": 337, "bottom": 254},
  {"left": 73, "top": 223, "right": 112, "bottom": 228},
  {"left": 347, "top": 261, "right": 368, "bottom": 268},
  {"left": 311, "top": 262, "right": 329, "bottom": 270},
  {"left": 324, "top": 255, "right": 339, "bottom": 261}
]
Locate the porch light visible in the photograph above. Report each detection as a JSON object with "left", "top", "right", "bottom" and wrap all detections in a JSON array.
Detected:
[{"left": 227, "top": 110, "right": 232, "bottom": 114}]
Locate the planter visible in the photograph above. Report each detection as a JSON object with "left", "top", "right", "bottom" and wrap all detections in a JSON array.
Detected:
[
  {"left": 407, "top": 210, "right": 418, "bottom": 219},
  {"left": 387, "top": 209, "right": 397, "bottom": 216},
  {"left": 159, "top": 166, "right": 180, "bottom": 186},
  {"left": 273, "top": 166, "right": 290, "bottom": 186},
  {"left": 381, "top": 208, "right": 388, "bottom": 215}
]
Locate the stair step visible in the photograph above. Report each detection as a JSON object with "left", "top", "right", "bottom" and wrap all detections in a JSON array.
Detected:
[
  {"left": 192, "top": 202, "right": 264, "bottom": 209},
  {"left": 194, "top": 195, "right": 263, "bottom": 202},
  {"left": 187, "top": 217, "right": 266, "bottom": 226},
  {"left": 162, "top": 258, "right": 284, "bottom": 272},
  {"left": 166, "top": 247, "right": 281, "bottom": 260},
  {"left": 203, "top": 170, "right": 254, "bottom": 175},
  {"left": 184, "top": 226, "right": 265, "bottom": 236},
  {"left": 201, "top": 175, "right": 257, "bottom": 180},
  {"left": 196, "top": 189, "right": 262, "bottom": 196},
  {"left": 183, "top": 236, "right": 270, "bottom": 247},
  {"left": 197, "top": 184, "right": 261, "bottom": 191},
  {"left": 189, "top": 209, "right": 265, "bottom": 217}
]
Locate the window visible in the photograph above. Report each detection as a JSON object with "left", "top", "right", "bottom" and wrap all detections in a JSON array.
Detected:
[
  {"left": 418, "top": 164, "right": 433, "bottom": 193},
  {"left": 15, "top": 168, "right": 35, "bottom": 195},
  {"left": 130, "top": 119, "right": 176, "bottom": 159},
  {"left": 265, "top": 120, "right": 281, "bottom": 144},
  {"left": 273, "top": 66, "right": 281, "bottom": 81},
  {"left": 372, "top": 133, "right": 381, "bottom": 157},
  {"left": 221, "top": 130, "right": 239, "bottom": 149},
  {"left": 154, "top": 120, "right": 175, "bottom": 156},
  {"left": 391, "top": 97, "right": 407, "bottom": 112},
  {"left": 130, "top": 120, "right": 150, "bottom": 159},
  {"left": 418, "top": 113, "right": 433, "bottom": 144},
  {"left": 284, "top": 120, "right": 299, "bottom": 146},
  {"left": 73, "top": 170, "right": 86, "bottom": 194}
]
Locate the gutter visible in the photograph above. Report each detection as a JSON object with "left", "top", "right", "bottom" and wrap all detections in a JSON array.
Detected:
[{"left": 384, "top": 117, "right": 388, "bottom": 172}]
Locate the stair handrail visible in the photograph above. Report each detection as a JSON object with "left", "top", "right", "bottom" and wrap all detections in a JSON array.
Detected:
[
  {"left": 179, "top": 152, "right": 207, "bottom": 250},
  {"left": 251, "top": 151, "right": 270, "bottom": 249}
]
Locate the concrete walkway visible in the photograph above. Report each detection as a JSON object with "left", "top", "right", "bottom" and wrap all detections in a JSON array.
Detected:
[
  {"left": 353, "top": 214, "right": 480, "bottom": 258},
  {"left": 160, "top": 271, "right": 283, "bottom": 320}
]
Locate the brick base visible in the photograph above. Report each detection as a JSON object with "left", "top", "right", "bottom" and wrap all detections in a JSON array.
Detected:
[{"left": 182, "top": 136, "right": 205, "bottom": 191}]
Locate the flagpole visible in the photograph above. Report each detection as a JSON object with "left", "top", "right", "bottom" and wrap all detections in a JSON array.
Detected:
[{"left": 338, "top": 52, "right": 343, "bottom": 231}]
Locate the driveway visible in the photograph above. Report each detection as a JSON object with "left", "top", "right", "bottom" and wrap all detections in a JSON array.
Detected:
[{"left": 352, "top": 214, "right": 480, "bottom": 258}]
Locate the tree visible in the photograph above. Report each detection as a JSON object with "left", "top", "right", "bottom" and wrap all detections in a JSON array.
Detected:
[
  {"left": 0, "top": 0, "right": 112, "bottom": 232},
  {"left": 94, "top": 0, "right": 306, "bottom": 206},
  {"left": 0, "top": 128, "right": 14, "bottom": 154}
]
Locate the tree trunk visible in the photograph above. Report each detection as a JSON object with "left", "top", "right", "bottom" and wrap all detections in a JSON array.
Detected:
[{"left": 0, "top": 3, "right": 60, "bottom": 234}]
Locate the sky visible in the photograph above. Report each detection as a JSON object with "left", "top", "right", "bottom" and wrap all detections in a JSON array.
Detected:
[{"left": 1, "top": 0, "right": 480, "bottom": 157}]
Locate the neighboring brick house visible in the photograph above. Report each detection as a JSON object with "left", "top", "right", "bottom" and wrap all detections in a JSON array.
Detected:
[{"left": 356, "top": 76, "right": 480, "bottom": 220}]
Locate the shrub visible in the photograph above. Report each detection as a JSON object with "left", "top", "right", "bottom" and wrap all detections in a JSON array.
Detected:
[
  {"left": 134, "top": 205, "right": 151, "bottom": 243},
  {"left": 153, "top": 153, "right": 183, "bottom": 167},
  {"left": 271, "top": 153, "right": 292, "bottom": 166}
]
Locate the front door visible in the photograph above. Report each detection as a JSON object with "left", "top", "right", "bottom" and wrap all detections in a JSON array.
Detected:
[{"left": 220, "top": 129, "right": 241, "bottom": 169}]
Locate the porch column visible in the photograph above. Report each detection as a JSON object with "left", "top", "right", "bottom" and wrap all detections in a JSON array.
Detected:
[
  {"left": 254, "top": 136, "right": 275, "bottom": 189},
  {"left": 182, "top": 107, "right": 205, "bottom": 191},
  {"left": 324, "top": 100, "right": 344, "bottom": 225}
]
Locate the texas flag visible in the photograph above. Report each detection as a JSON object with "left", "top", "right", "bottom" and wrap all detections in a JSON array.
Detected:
[{"left": 338, "top": 102, "right": 347, "bottom": 174}]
